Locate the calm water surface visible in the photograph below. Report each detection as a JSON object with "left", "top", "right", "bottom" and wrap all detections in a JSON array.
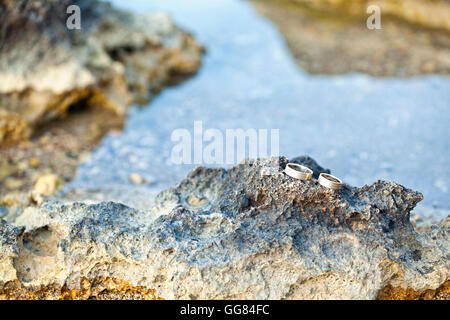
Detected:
[{"left": 68, "top": 0, "right": 450, "bottom": 219}]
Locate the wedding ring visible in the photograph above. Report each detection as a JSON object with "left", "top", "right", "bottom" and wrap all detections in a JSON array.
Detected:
[
  {"left": 284, "top": 163, "right": 313, "bottom": 181},
  {"left": 318, "top": 173, "right": 342, "bottom": 190}
]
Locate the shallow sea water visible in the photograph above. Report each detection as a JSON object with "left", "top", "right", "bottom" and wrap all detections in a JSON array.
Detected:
[{"left": 68, "top": 0, "right": 450, "bottom": 219}]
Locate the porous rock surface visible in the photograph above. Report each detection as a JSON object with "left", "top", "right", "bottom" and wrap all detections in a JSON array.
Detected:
[
  {"left": 0, "top": 0, "right": 203, "bottom": 145},
  {"left": 0, "top": 156, "right": 448, "bottom": 299}
]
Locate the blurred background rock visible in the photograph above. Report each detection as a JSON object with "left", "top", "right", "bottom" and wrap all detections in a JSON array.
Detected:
[
  {"left": 0, "top": 0, "right": 203, "bottom": 209},
  {"left": 251, "top": 0, "right": 450, "bottom": 76}
]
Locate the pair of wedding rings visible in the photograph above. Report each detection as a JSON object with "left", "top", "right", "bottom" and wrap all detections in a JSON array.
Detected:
[{"left": 284, "top": 163, "right": 342, "bottom": 190}]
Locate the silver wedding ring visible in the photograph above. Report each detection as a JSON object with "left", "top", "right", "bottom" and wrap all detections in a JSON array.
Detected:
[
  {"left": 318, "top": 173, "right": 342, "bottom": 190},
  {"left": 284, "top": 163, "right": 313, "bottom": 181}
]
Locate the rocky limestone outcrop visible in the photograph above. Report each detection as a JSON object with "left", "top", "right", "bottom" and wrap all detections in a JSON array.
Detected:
[
  {"left": 0, "top": 0, "right": 203, "bottom": 145},
  {"left": 0, "top": 156, "right": 448, "bottom": 299}
]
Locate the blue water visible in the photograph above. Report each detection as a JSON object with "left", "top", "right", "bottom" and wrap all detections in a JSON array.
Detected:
[{"left": 69, "top": 0, "right": 450, "bottom": 218}]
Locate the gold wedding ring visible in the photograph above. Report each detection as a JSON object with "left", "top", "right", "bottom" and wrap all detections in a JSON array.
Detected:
[
  {"left": 284, "top": 163, "right": 313, "bottom": 181},
  {"left": 318, "top": 173, "right": 342, "bottom": 190}
]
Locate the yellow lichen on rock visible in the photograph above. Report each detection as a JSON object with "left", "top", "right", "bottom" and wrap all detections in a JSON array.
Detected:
[
  {"left": 377, "top": 280, "right": 450, "bottom": 300},
  {"left": 0, "top": 277, "right": 161, "bottom": 300},
  {"left": 0, "top": 110, "right": 31, "bottom": 145},
  {"left": 33, "top": 174, "right": 60, "bottom": 196}
]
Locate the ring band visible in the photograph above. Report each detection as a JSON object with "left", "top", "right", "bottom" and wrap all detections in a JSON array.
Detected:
[
  {"left": 284, "top": 163, "right": 313, "bottom": 181},
  {"left": 318, "top": 173, "right": 342, "bottom": 190}
]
